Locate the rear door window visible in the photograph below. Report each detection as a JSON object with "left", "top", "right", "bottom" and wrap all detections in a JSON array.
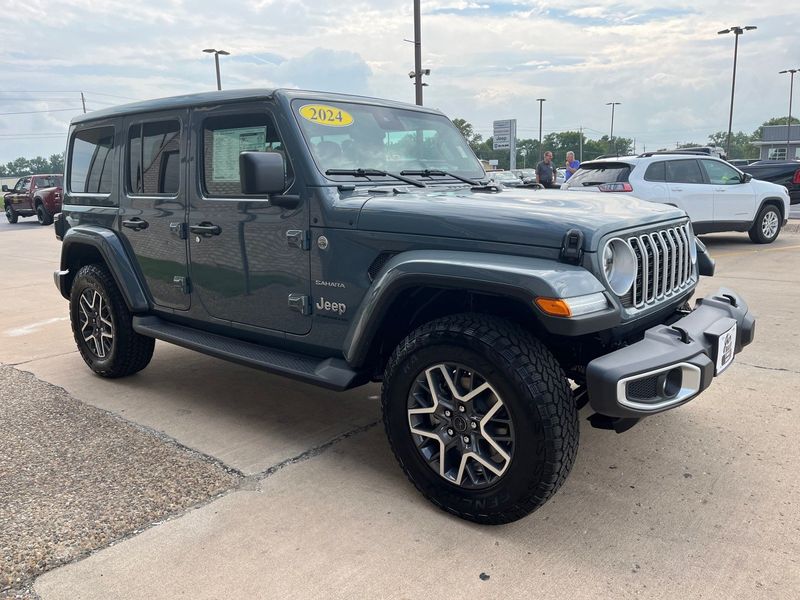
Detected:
[
  {"left": 566, "top": 162, "right": 631, "bottom": 187},
  {"left": 69, "top": 126, "right": 115, "bottom": 194},
  {"left": 128, "top": 120, "right": 182, "bottom": 195},
  {"left": 644, "top": 161, "right": 666, "bottom": 182},
  {"left": 666, "top": 159, "right": 704, "bottom": 184}
]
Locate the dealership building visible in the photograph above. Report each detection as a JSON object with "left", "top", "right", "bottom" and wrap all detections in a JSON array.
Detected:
[{"left": 753, "top": 124, "right": 800, "bottom": 161}]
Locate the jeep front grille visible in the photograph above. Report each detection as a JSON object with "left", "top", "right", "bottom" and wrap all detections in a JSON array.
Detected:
[{"left": 628, "top": 223, "right": 695, "bottom": 308}]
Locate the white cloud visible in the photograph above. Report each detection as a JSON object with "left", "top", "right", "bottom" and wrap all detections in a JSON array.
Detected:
[{"left": 0, "top": 0, "right": 796, "bottom": 162}]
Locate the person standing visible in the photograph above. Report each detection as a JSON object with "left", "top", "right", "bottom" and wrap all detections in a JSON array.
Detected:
[
  {"left": 564, "top": 151, "right": 580, "bottom": 181},
  {"left": 536, "top": 151, "right": 557, "bottom": 188}
]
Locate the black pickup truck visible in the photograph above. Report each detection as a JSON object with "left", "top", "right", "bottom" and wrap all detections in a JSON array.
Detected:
[{"left": 742, "top": 160, "right": 800, "bottom": 205}]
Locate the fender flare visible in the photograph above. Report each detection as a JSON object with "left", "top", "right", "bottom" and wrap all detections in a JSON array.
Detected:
[
  {"left": 756, "top": 197, "right": 786, "bottom": 222},
  {"left": 58, "top": 225, "right": 149, "bottom": 312},
  {"left": 342, "top": 250, "right": 616, "bottom": 367}
]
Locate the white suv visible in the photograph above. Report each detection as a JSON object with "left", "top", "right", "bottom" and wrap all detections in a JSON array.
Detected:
[{"left": 563, "top": 154, "right": 791, "bottom": 243}]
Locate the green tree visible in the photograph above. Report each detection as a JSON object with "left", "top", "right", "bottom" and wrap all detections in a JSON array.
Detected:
[
  {"left": 451, "top": 118, "right": 484, "bottom": 152},
  {"left": 708, "top": 131, "right": 757, "bottom": 159}
]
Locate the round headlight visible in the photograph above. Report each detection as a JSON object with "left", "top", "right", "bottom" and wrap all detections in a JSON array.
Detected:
[{"left": 602, "top": 238, "right": 636, "bottom": 296}]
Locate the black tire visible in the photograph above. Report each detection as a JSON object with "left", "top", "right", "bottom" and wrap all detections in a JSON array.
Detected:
[
  {"left": 5, "top": 203, "right": 18, "bottom": 224},
  {"left": 382, "top": 313, "right": 579, "bottom": 524},
  {"left": 749, "top": 204, "right": 781, "bottom": 244},
  {"left": 70, "top": 264, "right": 154, "bottom": 378},
  {"left": 36, "top": 202, "right": 53, "bottom": 225}
]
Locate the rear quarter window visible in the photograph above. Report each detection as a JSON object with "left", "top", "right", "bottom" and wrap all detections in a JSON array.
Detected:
[
  {"left": 644, "top": 161, "right": 666, "bottom": 182},
  {"left": 565, "top": 162, "right": 631, "bottom": 187},
  {"left": 69, "top": 126, "right": 115, "bottom": 194}
]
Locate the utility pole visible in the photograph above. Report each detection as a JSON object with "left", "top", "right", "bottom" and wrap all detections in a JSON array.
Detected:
[
  {"left": 779, "top": 68, "right": 798, "bottom": 158},
  {"left": 579, "top": 126, "right": 583, "bottom": 162},
  {"left": 80, "top": 92, "right": 86, "bottom": 114},
  {"left": 536, "top": 98, "right": 546, "bottom": 161},
  {"left": 719, "top": 26, "right": 756, "bottom": 158},
  {"left": 606, "top": 102, "right": 621, "bottom": 154},
  {"left": 413, "top": 0, "right": 423, "bottom": 106}
]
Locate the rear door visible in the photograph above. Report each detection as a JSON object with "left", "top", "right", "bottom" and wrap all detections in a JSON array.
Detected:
[
  {"left": 699, "top": 158, "right": 756, "bottom": 224},
  {"left": 186, "top": 102, "right": 311, "bottom": 335},
  {"left": 665, "top": 159, "right": 713, "bottom": 224},
  {"left": 119, "top": 111, "right": 190, "bottom": 310}
]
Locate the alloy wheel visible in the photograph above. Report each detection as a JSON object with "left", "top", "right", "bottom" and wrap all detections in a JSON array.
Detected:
[
  {"left": 78, "top": 288, "right": 114, "bottom": 359},
  {"left": 407, "top": 363, "right": 514, "bottom": 489},
  {"left": 762, "top": 210, "right": 779, "bottom": 239}
]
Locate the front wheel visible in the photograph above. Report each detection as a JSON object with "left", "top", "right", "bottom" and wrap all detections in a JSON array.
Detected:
[
  {"left": 382, "top": 314, "right": 579, "bottom": 524},
  {"left": 5, "top": 203, "right": 18, "bottom": 224},
  {"left": 749, "top": 204, "right": 781, "bottom": 244},
  {"left": 70, "top": 264, "right": 154, "bottom": 378}
]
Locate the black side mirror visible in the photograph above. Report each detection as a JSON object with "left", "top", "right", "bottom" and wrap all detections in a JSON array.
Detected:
[
  {"left": 741, "top": 172, "right": 752, "bottom": 183},
  {"left": 1, "top": 185, "right": 8, "bottom": 192},
  {"left": 239, "top": 151, "right": 286, "bottom": 196}
]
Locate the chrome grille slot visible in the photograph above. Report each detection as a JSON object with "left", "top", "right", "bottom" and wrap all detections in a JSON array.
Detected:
[{"left": 626, "top": 223, "right": 695, "bottom": 309}]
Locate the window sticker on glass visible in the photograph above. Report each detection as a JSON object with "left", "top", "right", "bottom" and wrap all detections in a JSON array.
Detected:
[
  {"left": 212, "top": 126, "right": 267, "bottom": 181},
  {"left": 298, "top": 104, "right": 354, "bottom": 127}
]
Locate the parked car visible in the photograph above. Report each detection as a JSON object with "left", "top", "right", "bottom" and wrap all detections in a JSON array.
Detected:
[
  {"left": 511, "top": 168, "right": 537, "bottom": 185},
  {"left": 740, "top": 160, "right": 800, "bottom": 205},
  {"left": 54, "top": 89, "right": 753, "bottom": 524},
  {"left": 556, "top": 167, "right": 566, "bottom": 186},
  {"left": 727, "top": 159, "right": 758, "bottom": 168},
  {"left": 3, "top": 174, "right": 63, "bottom": 225},
  {"left": 563, "top": 154, "right": 790, "bottom": 243},
  {"left": 488, "top": 170, "right": 527, "bottom": 187}
]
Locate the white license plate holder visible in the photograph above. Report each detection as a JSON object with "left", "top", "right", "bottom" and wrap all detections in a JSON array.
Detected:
[{"left": 715, "top": 323, "right": 737, "bottom": 375}]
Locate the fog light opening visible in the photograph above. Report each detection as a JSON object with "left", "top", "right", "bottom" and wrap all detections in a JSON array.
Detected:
[{"left": 658, "top": 368, "right": 683, "bottom": 399}]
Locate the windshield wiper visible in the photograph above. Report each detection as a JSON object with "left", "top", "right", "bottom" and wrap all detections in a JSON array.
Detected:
[
  {"left": 400, "top": 169, "right": 480, "bottom": 186},
  {"left": 326, "top": 168, "right": 426, "bottom": 188}
]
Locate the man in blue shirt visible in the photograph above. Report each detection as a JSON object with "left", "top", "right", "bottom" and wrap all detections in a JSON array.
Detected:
[{"left": 564, "top": 151, "right": 580, "bottom": 181}]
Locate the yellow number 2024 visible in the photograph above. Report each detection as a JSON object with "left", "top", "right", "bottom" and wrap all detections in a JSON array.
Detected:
[{"left": 298, "top": 104, "right": 354, "bottom": 127}]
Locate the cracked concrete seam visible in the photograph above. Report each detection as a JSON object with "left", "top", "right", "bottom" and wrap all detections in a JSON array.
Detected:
[{"left": 737, "top": 361, "right": 800, "bottom": 375}]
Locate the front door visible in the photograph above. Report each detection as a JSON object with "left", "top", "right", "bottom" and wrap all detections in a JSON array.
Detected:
[
  {"left": 699, "top": 158, "right": 757, "bottom": 224},
  {"left": 186, "top": 103, "right": 311, "bottom": 335},
  {"left": 118, "top": 110, "right": 190, "bottom": 310}
]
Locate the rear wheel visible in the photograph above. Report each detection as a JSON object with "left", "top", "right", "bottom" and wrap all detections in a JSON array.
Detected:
[
  {"left": 5, "top": 203, "right": 18, "bottom": 224},
  {"left": 382, "top": 314, "right": 579, "bottom": 524},
  {"left": 749, "top": 204, "right": 781, "bottom": 244},
  {"left": 36, "top": 203, "right": 53, "bottom": 225},
  {"left": 70, "top": 264, "right": 154, "bottom": 378}
]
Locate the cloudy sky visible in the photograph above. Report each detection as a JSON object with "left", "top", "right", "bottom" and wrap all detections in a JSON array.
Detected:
[{"left": 1, "top": 0, "right": 798, "bottom": 163}]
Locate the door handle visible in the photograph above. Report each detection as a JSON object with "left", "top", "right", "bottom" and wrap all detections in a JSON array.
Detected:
[
  {"left": 190, "top": 222, "right": 222, "bottom": 236},
  {"left": 715, "top": 188, "right": 726, "bottom": 192},
  {"left": 121, "top": 217, "right": 149, "bottom": 231},
  {"left": 670, "top": 187, "right": 683, "bottom": 192}
]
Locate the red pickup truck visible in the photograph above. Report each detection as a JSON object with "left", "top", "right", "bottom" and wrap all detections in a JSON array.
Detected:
[{"left": 2, "top": 174, "right": 63, "bottom": 225}]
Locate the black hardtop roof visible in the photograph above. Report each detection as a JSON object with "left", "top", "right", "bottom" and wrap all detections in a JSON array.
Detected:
[{"left": 71, "top": 88, "right": 443, "bottom": 125}]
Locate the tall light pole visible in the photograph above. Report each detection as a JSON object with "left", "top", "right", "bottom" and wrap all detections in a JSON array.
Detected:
[
  {"left": 536, "top": 98, "right": 546, "bottom": 161},
  {"left": 606, "top": 102, "right": 621, "bottom": 154},
  {"left": 779, "top": 68, "right": 798, "bottom": 159},
  {"left": 203, "top": 48, "right": 230, "bottom": 91},
  {"left": 413, "top": 0, "right": 423, "bottom": 105},
  {"left": 718, "top": 26, "right": 756, "bottom": 158}
]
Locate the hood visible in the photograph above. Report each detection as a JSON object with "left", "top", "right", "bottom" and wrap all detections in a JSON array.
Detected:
[{"left": 356, "top": 187, "right": 686, "bottom": 250}]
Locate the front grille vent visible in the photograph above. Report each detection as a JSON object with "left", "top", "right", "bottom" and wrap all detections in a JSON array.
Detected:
[{"left": 627, "top": 223, "right": 695, "bottom": 309}]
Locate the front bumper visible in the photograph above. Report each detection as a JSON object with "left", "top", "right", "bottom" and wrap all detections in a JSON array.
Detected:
[{"left": 586, "top": 288, "right": 755, "bottom": 419}]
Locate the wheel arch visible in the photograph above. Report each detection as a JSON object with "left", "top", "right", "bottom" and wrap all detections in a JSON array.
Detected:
[
  {"left": 58, "top": 225, "right": 149, "bottom": 312},
  {"left": 342, "top": 250, "right": 610, "bottom": 373},
  {"left": 758, "top": 197, "right": 786, "bottom": 222}
]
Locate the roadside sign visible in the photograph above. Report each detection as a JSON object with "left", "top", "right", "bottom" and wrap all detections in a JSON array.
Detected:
[{"left": 493, "top": 119, "right": 516, "bottom": 150}]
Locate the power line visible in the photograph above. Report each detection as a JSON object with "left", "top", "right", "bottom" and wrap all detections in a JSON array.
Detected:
[
  {"left": 0, "top": 90, "right": 140, "bottom": 101},
  {"left": 0, "top": 108, "right": 82, "bottom": 116}
]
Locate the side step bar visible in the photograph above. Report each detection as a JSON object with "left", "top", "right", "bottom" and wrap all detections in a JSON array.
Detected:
[{"left": 132, "top": 316, "right": 363, "bottom": 391}]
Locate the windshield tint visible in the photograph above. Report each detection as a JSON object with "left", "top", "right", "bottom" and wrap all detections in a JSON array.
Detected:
[
  {"left": 292, "top": 100, "right": 484, "bottom": 181},
  {"left": 565, "top": 162, "right": 631, "bottom": 187}
]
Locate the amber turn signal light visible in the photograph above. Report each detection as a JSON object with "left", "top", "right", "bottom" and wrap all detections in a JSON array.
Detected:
[{"left": 534, "top": 297, "right": 572, "bottom": 317}]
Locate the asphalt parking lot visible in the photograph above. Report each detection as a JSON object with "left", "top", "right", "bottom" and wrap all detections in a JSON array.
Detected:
[{"left": 1, "top": 219, "right": 799, "bottom": 599}]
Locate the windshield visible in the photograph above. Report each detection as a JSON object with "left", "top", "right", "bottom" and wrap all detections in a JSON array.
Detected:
[{"left": 292, "top": 100, "right": 485, "bottom": 182}]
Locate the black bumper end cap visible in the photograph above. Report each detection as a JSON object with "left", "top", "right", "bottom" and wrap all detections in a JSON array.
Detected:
[{"left": 588, "top": 413, "right": 640, "bottom": 433}]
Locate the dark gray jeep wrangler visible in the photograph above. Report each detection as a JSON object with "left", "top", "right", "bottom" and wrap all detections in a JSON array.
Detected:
[{"left": 54, "top": 89, "right": 755, "bottom": 524}]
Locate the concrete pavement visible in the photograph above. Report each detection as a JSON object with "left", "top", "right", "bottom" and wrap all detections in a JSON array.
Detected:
[{"left": 0, "top": 223, "right": 798, "bottom": 599}]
